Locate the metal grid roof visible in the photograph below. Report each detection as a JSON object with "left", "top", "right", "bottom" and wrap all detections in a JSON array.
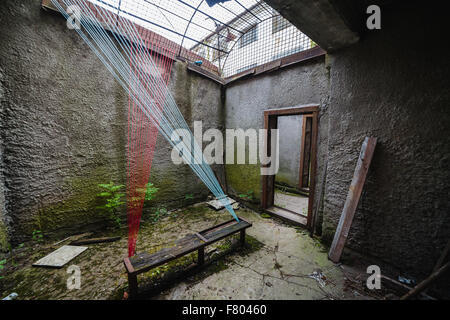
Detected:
[{"left": 87, "top": 0, "right": 317, "bottom": 77}]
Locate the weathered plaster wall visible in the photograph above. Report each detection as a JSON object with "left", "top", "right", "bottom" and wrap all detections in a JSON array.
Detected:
[
  {"left": 0, "top": 63, "right": 9, "bottom": 251},
  {"left": 224, "top": 57, "right": 329, "bottom": 209},
  {"left": 148, "top": 62, "right": 226, "bottom": 211},
  {"left": 0, "top": 81, "right": 9, "bottom": 251},
  {"left": 3, "top": 1, "right": 448, "bottom": 294},
  {"left": 0, "top": 0, "right": 224, "bottom": 242},
  {"left": 0, "top": 167, "right": 8, "bottom": 252},
  {"left": 322, "top": 5, "right": 450, "bottom": 281},
  {"left": 224, "top": 3, "right": 449, "bottom": 288},
  {"left": 265, "top": 0, "right": 361, "bottom": 52},
  {"left": 0, "top": 0, "right": 129, "bottom": 241}
]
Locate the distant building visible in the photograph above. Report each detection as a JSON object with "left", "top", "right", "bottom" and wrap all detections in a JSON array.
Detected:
[{"left": 191, "top": 5, "right": 315, "bottom": 77}]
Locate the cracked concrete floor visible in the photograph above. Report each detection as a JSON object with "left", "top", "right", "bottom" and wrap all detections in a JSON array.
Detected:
[
  {"left": 0, "top": 202, "right": 377, "bottom": 300},
  {"left": 156, "top": 207, "right": 376, "bottom": 300},
  {"left": 274, "top": 191, "right": 308, "bottom": 216}
]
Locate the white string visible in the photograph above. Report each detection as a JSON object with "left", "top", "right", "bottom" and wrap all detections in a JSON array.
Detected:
[{"left": 51, "top": 0, "right": 238, "bottom": 220}]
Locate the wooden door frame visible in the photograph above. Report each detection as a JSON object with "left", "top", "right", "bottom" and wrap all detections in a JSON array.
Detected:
[
  {"left": 261, "top": 105, "right": 319, "bottom": 229},
  {"left": 299, "top": 114, "right": 314, "bottom": 190}
]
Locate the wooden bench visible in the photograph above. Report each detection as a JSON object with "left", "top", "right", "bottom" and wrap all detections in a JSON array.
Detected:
[{"left": 123, "top": 217, "right": 252, "bottom": 298}]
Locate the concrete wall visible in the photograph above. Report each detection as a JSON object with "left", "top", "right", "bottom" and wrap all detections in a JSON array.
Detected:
[
  {"left": 276, "top": 115, "right": 303, "bottom": 188},
  {"left": 0, "top": 75, "right": 9, "bottom": 251},
  {"left": 322, "top": 4, "right": 450, "bottom": 281},
  {"left": 0, "top": 0, "right": 224, "bottom": 243},
  {"left": 2, "top": 0, "right": 449, "bottom": 292},
  {"left": 224, "top": 57, "right": 329, "bottom": 207},
  {"left": 224, "top": 3, "right": 450, "bottom": 288},
  {"left": 148, "top": 62, "right": 226, "bottom": 211}
]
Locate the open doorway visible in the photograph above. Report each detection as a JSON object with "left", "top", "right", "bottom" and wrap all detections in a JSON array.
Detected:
[
  {"left": 261, "top": 105, "right": 319, "bottom": 228},
  {"left": 274, "top": 114, "right": 311, "bottom": 216}
]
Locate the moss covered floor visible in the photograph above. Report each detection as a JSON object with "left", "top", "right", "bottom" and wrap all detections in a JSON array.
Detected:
[{"left": 0, "top": 202, "right": 379, "bottom": 300}]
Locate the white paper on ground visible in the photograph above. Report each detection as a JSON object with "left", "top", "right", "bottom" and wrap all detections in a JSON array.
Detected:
[
  {"left": 33, "top": 245, "right": 88, "bottom": 268},
  {"left": 206, "top": 196, "right": 236, "bottom": 210}
]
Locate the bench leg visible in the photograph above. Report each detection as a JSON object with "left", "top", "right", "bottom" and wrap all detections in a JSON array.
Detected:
[
  {"left": 240, "top": 230, "right": 246, "bottom": 246},
  {"left": 128, "top": 273, "right": 138, "bottom": 299},
  {"left": 198, "top": 247, "right": 205, "bottom": 266}
]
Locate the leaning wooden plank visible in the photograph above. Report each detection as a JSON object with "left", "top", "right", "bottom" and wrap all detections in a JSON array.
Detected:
[
  {"left": 401, "top": 262, "right": 450, "bottom": 300},
  {"left": 422, "top": 238, "right": 450, "bottom": 295},
  {"left": 33, "top": 245, "right": 88, "bottom": 268},
  {"left": 328, "top": 137, "right": 377, "bottom": 263},
  {"left": 380, "top": 275, "right": 436, "bottom": 300},
  {"left": 70, "top": 236, "right": 121, "bottom": 246},
  {"left": 432, "top": 239, "right": 450, "bottom": 273},
  {"left": 49, "top": 232, "right": 93, "bottom": 248}
]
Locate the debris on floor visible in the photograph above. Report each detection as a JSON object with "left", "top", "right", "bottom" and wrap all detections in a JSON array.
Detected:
[
  {"left": 206, "top": 196, "right": 236, "bottom": 210},
  {"left": 0, "top": 203, "right": 377, "bottom": 300},
  {"left": 51, "top": 232, "right": 93, "bottom": 247},
  {"left": 70, "top": 236, "right": 121, "bottom": 246},
  {"left": 308, "top": 269, "right": 327, "bottom": 287},
  {"left": 2, "top": 293, "right": 18, "bottom": 300},
  {"left": 32, "top": 245, "right": 88, "bottom": 268},
  {"left": 398, "top": 275, "right": 416, "bottom": 286}
]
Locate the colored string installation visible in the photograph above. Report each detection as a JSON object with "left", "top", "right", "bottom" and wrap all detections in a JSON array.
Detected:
[{"left": 51, "top": 0, "right": 238, "bottom": 257}]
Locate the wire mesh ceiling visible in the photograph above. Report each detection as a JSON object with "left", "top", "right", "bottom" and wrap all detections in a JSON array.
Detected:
[{"left": 87, "top": 0, "right": 317, "bottom": 78}]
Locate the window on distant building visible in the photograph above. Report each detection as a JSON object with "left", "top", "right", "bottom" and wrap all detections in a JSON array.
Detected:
[
  {"left": 240, "top": 25, "right": 258, "bottom": 48},
  {"left": 272, "top": 15, "right": 289, "bottom": 34}
]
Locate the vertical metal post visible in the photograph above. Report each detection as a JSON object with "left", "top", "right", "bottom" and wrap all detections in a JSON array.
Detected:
[
  {"left": 128, "top": 273, "right": 138, "bottom": 299},
  {"left": 240, "top": 230, "right": 246, "bottom": 246},
  {"left": 198, "top": 247, "right": 205, "bottom": 265}
]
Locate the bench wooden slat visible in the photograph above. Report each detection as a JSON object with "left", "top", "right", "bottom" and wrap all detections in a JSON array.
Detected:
[
  {"left": 129, "top": 234, "right": 203, "bottom": 272},
  {"left": 195, "top": 233, "right": 208, "bottom": 242},
  {"left": 127, "top": 220, "right": 251, "bottom": 273},
  {"left": 201, "top": 220, "right": 251, "bottom": 243},
  {"left": 124, "top": 216, "right": 252, "bottom": 297},
  {"left": 198, "top": 219, "right": 238, "bottom": 234}
]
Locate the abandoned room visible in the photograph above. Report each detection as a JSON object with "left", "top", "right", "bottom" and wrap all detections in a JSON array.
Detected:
[{"left": 0, "top": 0, "right": 449, "bottom": 303}]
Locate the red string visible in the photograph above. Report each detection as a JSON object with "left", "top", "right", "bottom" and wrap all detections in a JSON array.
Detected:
[{"left": 127, "top": 30, "right": 176, "bottom": 257}]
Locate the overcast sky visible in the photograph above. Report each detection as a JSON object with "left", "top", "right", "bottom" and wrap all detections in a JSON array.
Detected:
[{"left": 89, "top": 0, "right": 269, "bottom": 49}]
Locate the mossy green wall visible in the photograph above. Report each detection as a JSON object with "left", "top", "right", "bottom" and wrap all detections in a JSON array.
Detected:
[
  {"left": 0, "top": 0, "right": 224, "bottom": 242},
  {"left": 226, "top": 164, "right": 261, "bottom": 202},
  {"left": 0, "top": 221, "right": 8, "bottom": 252},
  {"left": 0, "top": 0, "right": 131, "bottom": 241},
  {"left": 224, "top": 59, "right": 329, "bottom": 209},
  {"left": 0, "top": 59, "right": 8, "bottom": 252}
]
